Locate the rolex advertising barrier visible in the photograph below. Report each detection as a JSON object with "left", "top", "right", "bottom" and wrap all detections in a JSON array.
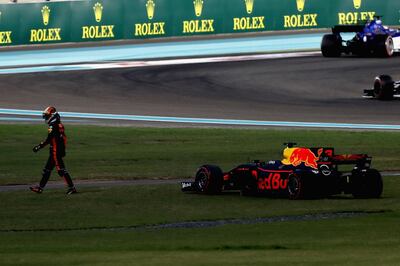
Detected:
[{"left": 0, "top": 0, "right": 399, "bottom": 46}]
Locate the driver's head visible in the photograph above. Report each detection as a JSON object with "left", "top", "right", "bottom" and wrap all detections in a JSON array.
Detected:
[{"left": 42, "top": 106, "right": 60, "bottom": 124}]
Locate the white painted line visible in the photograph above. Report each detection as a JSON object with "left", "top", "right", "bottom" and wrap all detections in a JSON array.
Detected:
[
  {"left": 1, "top": 108, "right": 400, "bottom": 130},
  {"left": 99, "top": 51, "right": 322, "bottom": 69},
  {"left": 0, "top": 51, "right": 321, "bottom": 74}
]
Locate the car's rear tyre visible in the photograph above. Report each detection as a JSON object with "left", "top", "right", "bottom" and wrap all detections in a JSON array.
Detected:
[
  {"left": 373, "top": 75, "right": 394, "bottom": 100},
  {"left": 195, "top": 165, "right": 223, "bottom": 194},
  {"left": 321, "top": 34, "right": 342, "bottom": 57},
  {"left": 288, "top": 173, "right": 307, "bottom": 200},
  {"left": 375, "top": 35, "right": 394, "bottom": 57},
  {"left": 351, "top": 169, "right": 383, "bottom": 198}
]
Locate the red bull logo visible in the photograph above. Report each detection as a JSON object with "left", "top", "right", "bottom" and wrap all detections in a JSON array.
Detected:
[{"left": 282, "top": 147, "right": 323, "bottom": 169}]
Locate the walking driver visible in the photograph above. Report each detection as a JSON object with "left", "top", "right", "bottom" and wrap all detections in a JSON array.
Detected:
[{"left": 30, "top": 106, "right": 77, "bottom": 194}]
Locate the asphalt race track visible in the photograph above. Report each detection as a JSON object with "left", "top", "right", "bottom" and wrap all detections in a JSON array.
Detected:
[{"left": 1, "top": 55, "right": 400, "bottom": 125}]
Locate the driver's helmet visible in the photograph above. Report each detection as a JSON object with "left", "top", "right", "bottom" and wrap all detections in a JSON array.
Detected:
[{"left": 42, "top": 106, "right": 60, "bottom": 125}]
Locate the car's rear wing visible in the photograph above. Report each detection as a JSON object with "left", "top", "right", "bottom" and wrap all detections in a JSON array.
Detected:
[
  {"left": 332, "top": 25, "right": 364, "bottom": 34},
  {"left": 310, "top": 147, "right": 372, "bottom": 168},
  {"left": 331, "top": 154, "right": 371, "bottom": 165}
]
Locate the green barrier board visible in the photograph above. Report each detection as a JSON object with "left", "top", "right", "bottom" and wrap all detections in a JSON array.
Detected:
[{"left": 0, "top": 0, "right": 399, "bottom": 46}]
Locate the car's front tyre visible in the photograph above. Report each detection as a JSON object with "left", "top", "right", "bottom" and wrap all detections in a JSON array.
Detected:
[
  {"left": 373, "top": 75, "right": 394, "bottom": 100},
  {"left": 195, "top": 165, "right": 223, "bottom": 194}
]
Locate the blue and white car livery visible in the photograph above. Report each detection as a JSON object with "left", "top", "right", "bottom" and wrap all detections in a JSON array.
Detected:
[{"left": 321, "top": 18, "right": 400, "bottom": 57}]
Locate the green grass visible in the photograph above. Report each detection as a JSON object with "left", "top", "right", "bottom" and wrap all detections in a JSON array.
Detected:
[
  {"left": 0, "top": 177, "right": 399, "bottom": 265},
  {"left": 1, "top": 124, "right": 400, "bottom": 185},
  {"left": 0, "top": 179, "right": 397, "bottom": 231},
  {"left": 1, "top": 124, "right": 400, "bottom": 265}
]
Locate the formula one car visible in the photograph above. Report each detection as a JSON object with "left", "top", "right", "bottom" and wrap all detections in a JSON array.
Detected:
[
  {"left": 363, "top": 74, "right": 400, "bottom": 100},
  {"left": 181, "top": 143, "right": 383, "bottom": 199},
  {"left": 321, "top": 17, "right": 400, "bottom": 57}
]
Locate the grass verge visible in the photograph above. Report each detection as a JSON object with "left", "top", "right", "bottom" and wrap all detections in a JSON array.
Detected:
[
  {"left": 1, "top": 124, "right": 400, "bottom": 185},
  {"left": 0, "top": 176, "right": 399, "bottom": 265},
  {"left": 1, "top": 124, "right": 400, "bottom": 265}
]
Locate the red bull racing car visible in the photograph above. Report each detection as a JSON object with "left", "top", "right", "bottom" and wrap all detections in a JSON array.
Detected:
[
  {"left": 181, "top": 144, "right": 383, "bottom": 200},
  {"left": 363, "top": 74, "right": 400, "bottom": 100}
]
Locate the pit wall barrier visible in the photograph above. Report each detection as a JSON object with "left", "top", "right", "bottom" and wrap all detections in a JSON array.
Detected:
[{"left": 0, "top": 0, "right": 399, "bottom": 46}]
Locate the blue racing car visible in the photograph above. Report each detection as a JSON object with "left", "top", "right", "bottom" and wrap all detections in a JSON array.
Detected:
[
  {"left": 363, "top": 74, "right": 400, "bottom": 100},
  {"left": 321, "top": 17, "right": 400, "bottom": 57}
]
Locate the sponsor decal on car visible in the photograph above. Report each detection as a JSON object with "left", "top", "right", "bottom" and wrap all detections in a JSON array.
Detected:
[{"left": 281, "top": 147, "right": 323, "bottom": 169}]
